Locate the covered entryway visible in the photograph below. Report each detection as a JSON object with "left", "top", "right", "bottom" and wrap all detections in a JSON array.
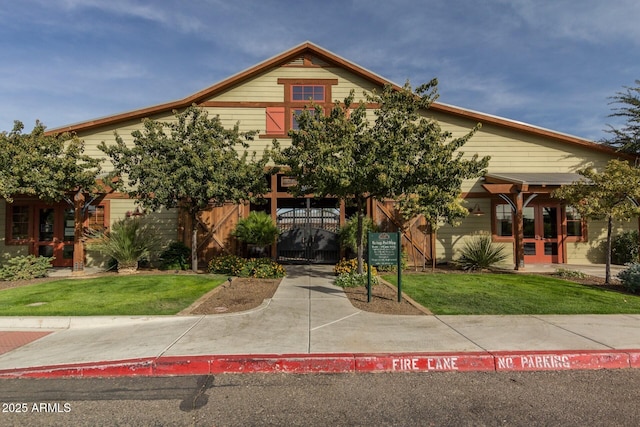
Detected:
[
  {"left": 483, "top": 173, "right": 582, "bottom": 269},
  {"left": 276, "top": 198, "right": 340, "bottom": 264}
]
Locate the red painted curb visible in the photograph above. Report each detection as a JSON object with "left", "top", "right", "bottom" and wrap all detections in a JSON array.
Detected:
[
  {"left": 1, "top": 351, "right": 639, "bottom": 378},
  {"left": 0, "top": 358, "right": 155, "bottom": 379},
  {"left": 355, "top": 352, "right": 495, "bottom": 372},
  {"left": 493, "top": 350, "right": 630, "bottom": 371},
  {"left": 628, "top": 351, "right": 640, "bottom": 368},
  {"left": 209, "top": 354, "right": 356, "bottom": 374}
]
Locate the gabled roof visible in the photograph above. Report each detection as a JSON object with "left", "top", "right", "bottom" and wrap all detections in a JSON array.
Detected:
[{"left": 47, "top": 41, "right": 628, "bottom": 158}]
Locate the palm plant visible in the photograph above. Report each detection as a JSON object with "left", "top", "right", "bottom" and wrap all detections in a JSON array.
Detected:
[
  {"left": 458, "top": 233, "right": 508, "bottom": 271},
  {"left": 232, "top": 211, "right": 279, "bottom": 257},
  {"left": 86, "top": 218, "right": 160, "bottom": 272}
]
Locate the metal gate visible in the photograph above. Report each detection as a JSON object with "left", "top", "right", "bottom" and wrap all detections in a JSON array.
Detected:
[{"left": 276, "top": 199, "right": 340, "bottom": 264}]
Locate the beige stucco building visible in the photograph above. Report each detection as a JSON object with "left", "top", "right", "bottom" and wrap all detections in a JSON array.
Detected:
[{"left": 1, "top": 42, "right": 636, "bottom": 270}]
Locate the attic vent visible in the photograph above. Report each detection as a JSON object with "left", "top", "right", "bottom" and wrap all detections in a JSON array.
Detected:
[
  {"left": 286, "top": 55, "right": 329, "bottom": 67},
  {"left": 310, "top": 56, "right": 329, "bottom": 66},
  {"left": 287, "top": 56, "right": 305, "bottom": 66}
]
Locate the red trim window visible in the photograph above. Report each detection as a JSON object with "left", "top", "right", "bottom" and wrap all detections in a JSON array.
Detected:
[
  {"left": 7, "top": 202, "right": 108, "bottom": 244},
  {"left": 565, "top": 205, "right": 585, "bottom": 241},
  {"left": 494, "top": 203, "right": 514, "bottom": 238},
  {"left": 291, "top": 85, "right": 324, "bottom": 102},
  {"left": 264, "top": 79, "right": 337, "bottom": 137},
  {"left": 8, "top": 205, "right": 30, "bottom": 242},
  {"left": 85, "top": 204, "right": 107, "bottom": 234},
  {"left": 291, "top": 107, "right": 322, "bottom": 130}
]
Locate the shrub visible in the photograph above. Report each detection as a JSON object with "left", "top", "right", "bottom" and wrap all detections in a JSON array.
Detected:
[
  {"left": 376, "top": 250, "right": 408, "bottom": 272},
  {"left": 208, "top": 255, "right": 286, "bottom": 279},
  {"left": 334, "top": 258, "right": 377, "bottom": 276},
  {"left": 458, "top": 233, "right": 508, "bottom": 271},
  {"left": 86, "top": 218, "right": 160, "bottom": 271},
  {"left": 334, "top": 272, "right": 378, "bottom": 288},
  {"left": 618, "top": 263, "right": 640, "bottom": 293},
  {"left": 208, "top": 254, "right": 246, "bottom": 276},
  {"left": 232, "top": 212, "right": 279, "bottom": 251},
  {"left": 612, "top": 230, "right": 639, "bottom": 265},
  {"left": 0, "top": 255, "right": 53, "bottom": 281},
  {"left": 242, "top": 258, "right": 286, "bottom": 279},
  {"left": 158, "top": 241, "right": 191, "bottom": 270},
  {"left": 553, "top": 268, "right": 587, "bottom": 279}
]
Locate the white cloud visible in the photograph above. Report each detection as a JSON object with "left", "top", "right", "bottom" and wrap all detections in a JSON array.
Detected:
[{"left": 497, "top": 0, "right": 640, "bottom": 44}]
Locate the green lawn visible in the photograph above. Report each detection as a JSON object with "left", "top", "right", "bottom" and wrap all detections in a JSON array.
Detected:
[
  {"left": 0, "top": 274, "right": 228, "bottom": 316},
  {"left": 382, "top": 272, "right": 640, "bottom": 315}
]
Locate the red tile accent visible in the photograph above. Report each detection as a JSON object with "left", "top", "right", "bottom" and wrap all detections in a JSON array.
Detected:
[{"left": 0, "top": 331, "right": 52, "bottom": 355}]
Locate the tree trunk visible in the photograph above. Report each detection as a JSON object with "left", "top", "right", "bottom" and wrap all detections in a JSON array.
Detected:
[
  {"left": 422, "top": 229, "right": 427, "bottom": 272},
  {"left": 431, "top": 226, "right": 437, "bottom": 272},
  {"left": 606, "top": 216, "right": 612, "bottom": 284},
  {"left": 191, "top": 212, "right": 199, "bottom": 273},
  {"left": 408, "top": 227, "right": 417, "bottom": 271},
  {"left": 356, "top": 204, "right": 364, "bottom": 275}
]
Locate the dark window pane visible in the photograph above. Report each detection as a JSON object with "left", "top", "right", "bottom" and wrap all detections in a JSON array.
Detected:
[
  {"left": 567, "top": 221, "right": 582, "bottom": 237},
  {"left": 543, "top": 207, "right": 557, "bottom": 238},
  {"left": 63, "top": 245, "right": 74, "bottom": 260},
  {"left": 495, "top": 204, "right": 513, "bottom": 236},
  {"left": 64, "top": 209, "right": 75, "bottom": 241},
  {"left": 38, "top": 208, "right": 55, "bottom": 242},
  {"left": 566, "top": 206, "right": 582, "bottom": 237},
  {"left": 523, "top": 207, "right": 535, "bottom": 238},
  {"left": 524, "top": 243, "right": 536, "bottom": 255},
  {"left": 544, "top": 242, "right": 558, "bottom": 256},
  {"left": 11, "top": 206, "right": 29, "bottom": 240},
  {"left": 39, "top": 245, "right": 54, "bottom": 257},
  {"left": 292, "top": 85, "right": 324, "bottom": 101}
]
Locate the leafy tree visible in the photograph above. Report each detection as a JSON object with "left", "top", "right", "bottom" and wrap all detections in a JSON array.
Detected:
[
  {"left": 0, "top": 121, "right": 101, "bottom": 203},
  {"left": 275, "top": 80, "right": 489, "bottom": 273},
  {"left": 605, "top": 80, "right": 640, "bottom": 155},
  {"left": 338, "top": 215, "right": 377, "bottom": 256},
  {"left": 100, "top": 106, "right": 272, "bottom": 272},
  {"left": 396, "top": 134, "right": 488, "bottom": 270},
  {"left": 553, "top": 159, "right": 640, "bottom": 284}
]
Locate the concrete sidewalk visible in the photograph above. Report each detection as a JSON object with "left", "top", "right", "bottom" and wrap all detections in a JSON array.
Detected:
[{"left": 1, "top": 264, "right": 640, "bottom": 377}]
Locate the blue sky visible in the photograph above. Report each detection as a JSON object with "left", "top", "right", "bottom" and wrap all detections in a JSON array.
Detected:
[{"left": 1, "top": 0, "right": 639, "bottom": 142}]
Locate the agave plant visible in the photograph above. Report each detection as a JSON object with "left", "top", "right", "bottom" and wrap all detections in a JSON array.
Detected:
[
  {"left": 458, "top": 233, "right": 508, "bottom": 271},
  {"left": 86, "top": 218, "right": 160, "bottom": 272}
]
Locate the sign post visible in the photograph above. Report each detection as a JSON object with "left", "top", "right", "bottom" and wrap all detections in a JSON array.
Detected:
[{"left": 367, "top": 231, "right": 402, "bottom": 303}]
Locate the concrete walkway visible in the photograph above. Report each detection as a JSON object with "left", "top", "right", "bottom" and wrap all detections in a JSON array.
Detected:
[{"left": 0, "top": 264, "right": 639, "bottom": 377}]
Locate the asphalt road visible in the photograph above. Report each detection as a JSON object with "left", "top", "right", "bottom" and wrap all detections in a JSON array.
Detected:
[{"left": 2, "top": 370, "right": 640, "bottom": 426}]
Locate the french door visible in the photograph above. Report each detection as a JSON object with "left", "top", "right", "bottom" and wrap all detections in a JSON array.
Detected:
[
  {"left": 33, "top": 205, "right": 75, "bottom": 267},
  {"left": 522, "top": 203, "right": 562, "bottom": 264}
]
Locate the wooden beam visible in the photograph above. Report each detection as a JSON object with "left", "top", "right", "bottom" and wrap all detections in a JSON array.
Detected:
[{"left": 481, "top": 183, "right": 517, "bottom": 194}]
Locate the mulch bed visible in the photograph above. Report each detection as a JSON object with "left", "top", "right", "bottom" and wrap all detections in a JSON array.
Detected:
[
  {"left": 184, "top": 277, "right": 281, "bottom": 315},
  {"left": 342, "top": 282, "right": 430, "bottom": 315}
]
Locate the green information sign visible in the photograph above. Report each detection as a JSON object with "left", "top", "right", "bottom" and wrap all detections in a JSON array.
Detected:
[
  {"left": 367, "top": 231, "right": 402, "bottom": 303},
  {"left": 369, "top": 232, "right": 399, "bottom": 265}
]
